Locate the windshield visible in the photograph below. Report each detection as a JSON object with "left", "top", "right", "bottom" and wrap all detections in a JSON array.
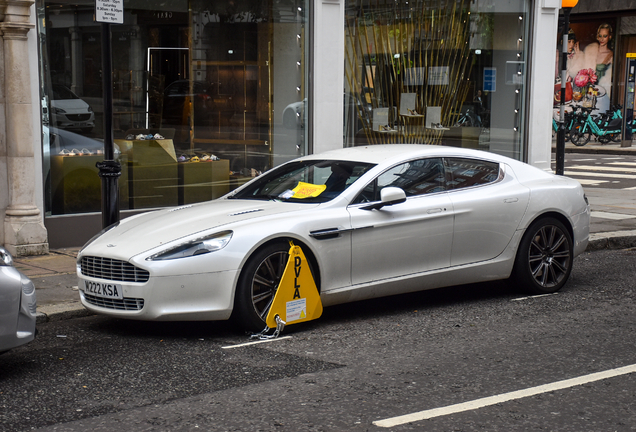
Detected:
[{"left": 230, "top": 159, "right": 376, "bottom": 203}]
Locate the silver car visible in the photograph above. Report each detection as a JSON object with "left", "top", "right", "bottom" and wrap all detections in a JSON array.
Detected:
[
  {"left": 0, "top": 247, "right": 37, "bottom": 353},
  {"left": 77, "top": 145, "right": 589, "bottom": 331}
]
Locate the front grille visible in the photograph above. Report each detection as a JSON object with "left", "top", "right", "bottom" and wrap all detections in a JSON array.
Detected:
[
  {"left": 81, "top": 256, "right": 150, "bottom": 283},
  {"left": 83, "top": 293, "right": 144, "bottom": 311},
  {"left": 66, "top": 114, "right": 91, "bottom": 121}
]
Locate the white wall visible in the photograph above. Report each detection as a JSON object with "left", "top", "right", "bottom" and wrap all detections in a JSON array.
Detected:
[
  {"left": 526, "top": 0, "right": 560, "bottom": 170},
  {"left": 311, "top": 0, "right": 345, "bottom": 153}
]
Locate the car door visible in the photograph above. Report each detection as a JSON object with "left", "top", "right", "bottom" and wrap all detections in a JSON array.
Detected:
[
  {"left": 347, "top": 158, "right": 454, "bottom": 285},
  {"left": 445, "top": 157, "right": 529, "bottom": 266}
]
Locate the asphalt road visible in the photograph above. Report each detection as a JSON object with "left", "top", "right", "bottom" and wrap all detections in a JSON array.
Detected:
[
  {"left": 1, "top": 248, "right": 635, "bottom": 432},
  {"left": 556, "top": 153, "right": 636, "bottom": 190}
]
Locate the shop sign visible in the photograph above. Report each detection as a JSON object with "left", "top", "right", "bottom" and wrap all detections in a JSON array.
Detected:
[{"left": 95, "top": 0, "right": 123, "bottom": 24}]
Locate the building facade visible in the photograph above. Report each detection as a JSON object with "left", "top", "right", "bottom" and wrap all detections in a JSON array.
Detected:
[{"left": 0, "top": 0, "right": 630, "bottom": 253}]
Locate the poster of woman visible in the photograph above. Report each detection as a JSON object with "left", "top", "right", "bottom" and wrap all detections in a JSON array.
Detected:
[{"left": 555, "top": 20, "right": 616, "bottom": 115}]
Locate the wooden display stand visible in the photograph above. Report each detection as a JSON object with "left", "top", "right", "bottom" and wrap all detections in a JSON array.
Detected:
[
  {"left": 179, "top": 159, "right": 230, "bottom": 204},
  {"left": 50, "top": 154, "right": 129, "bottom": 215},
  {"left": 115, "top": 139, "right": 179, "bottom": 209}
]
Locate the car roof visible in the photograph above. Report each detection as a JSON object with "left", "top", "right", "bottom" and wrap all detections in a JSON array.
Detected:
[{"left": 297, "top": 144, "right": 508, "bottom": 165}]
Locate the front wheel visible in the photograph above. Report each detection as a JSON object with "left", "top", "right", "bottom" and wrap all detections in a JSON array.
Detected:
[
  {"left": 511, "top": 218, "right": 573, "bottom": 295},
  {"left": 233, "top": 242, "right": 290, "bottom": 331},
  {"left": 570, "top": 123, "right": 590, "bottom": 146}
]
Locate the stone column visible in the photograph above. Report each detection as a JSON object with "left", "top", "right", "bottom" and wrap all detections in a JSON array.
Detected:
[{"left": 1, "top": 0, "right": 48, "bottom": 256}]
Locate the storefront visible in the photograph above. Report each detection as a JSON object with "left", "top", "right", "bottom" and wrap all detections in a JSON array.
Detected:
[
  {"left": 2, "top": 0, "right": 569, "bottom": 251},
  {"left": 343, "top": 0, "right": 532, "bottom": 161},
  {"left": 37, "top": 0, "right": 310, "bottom": 245}
]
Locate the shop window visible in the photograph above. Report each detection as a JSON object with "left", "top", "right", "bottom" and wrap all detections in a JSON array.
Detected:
[
  {"left": 344, "top": 0, "right": 530, "bottom": 161},
  {"left": 37, "top": 0, "right": 309, "bottom": 217}
]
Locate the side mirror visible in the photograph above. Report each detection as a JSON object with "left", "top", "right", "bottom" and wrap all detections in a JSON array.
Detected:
[{"left": 361, "top": 187, "right": 407, "bottom": 210}]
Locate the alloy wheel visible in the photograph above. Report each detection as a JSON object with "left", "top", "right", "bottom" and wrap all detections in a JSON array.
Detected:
[{"left": 527, "top": 225, "right": 571, "bottom": 289}]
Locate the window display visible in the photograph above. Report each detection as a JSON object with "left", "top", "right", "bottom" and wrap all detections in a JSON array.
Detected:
[
  {"left": 37, "top": 0, "right": 308, "bottom": 216},
  {"left": 344, "top": 0, "right": 530, "bottom": 160}
]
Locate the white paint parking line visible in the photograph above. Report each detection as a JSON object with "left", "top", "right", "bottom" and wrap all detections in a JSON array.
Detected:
[
  {"left": 221, "top": 336, "right": 292, "bottom": 349},
  {"left": 568, "top": 165, "right": 636, "bottom": 173},
  {"left": 373, "top": 364, "right": 636, "bottom": 428},
  {"left": 591, "top": 211, "right": 636, "bottom": 220},
  {"left": 565, "top": 171, "right": 636, "bottom": 179},
  {"left": 576, "top": 179, "right": 608, "bottom": 185},
  {"left": 510, "top": 293, "right": 557, "bottom": 301}
]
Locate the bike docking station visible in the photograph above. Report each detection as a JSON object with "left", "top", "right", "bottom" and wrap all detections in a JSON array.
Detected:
[{"left": 250, "top": 241, "right": 323, "bottom": 340}]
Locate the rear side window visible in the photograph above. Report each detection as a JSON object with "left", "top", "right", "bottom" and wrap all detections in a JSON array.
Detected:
[{"left": 445, "top": 158, "right": 501, "bottom": 190}]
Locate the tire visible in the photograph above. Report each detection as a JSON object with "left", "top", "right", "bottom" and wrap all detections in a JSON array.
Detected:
[
  {"left": 233, "top": 242, "right": 291, "bottom": 331},
  {"left": 570, "top": 123, "right": 590, "bottom": 146},
  {"left": 512, "top": 217, "right": 573, "bottom": 295}
]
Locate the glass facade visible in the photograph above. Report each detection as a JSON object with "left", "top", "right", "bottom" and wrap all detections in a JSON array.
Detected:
[
  {"left": 37, "top": 0, "right": 309, "bottom": 216},
  {"left": 343, "top": 0, "right": 530, "bottom": 160}
]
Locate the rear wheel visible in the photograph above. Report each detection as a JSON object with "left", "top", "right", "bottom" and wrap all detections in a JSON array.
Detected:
[{"left": 512, "top": 217, "right": 573, "bottom": 295}]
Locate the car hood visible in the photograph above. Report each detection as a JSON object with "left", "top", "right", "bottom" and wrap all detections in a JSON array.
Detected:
[
  {"left": 84, "top": 199, "right": 318, "bottom": 259},
  {"left": 51, "top": 99, "right": 90, "bottom": 113}
]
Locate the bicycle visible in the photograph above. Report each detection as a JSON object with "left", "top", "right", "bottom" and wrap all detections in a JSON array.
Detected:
[{"left": 570, "top": 107, "right": 622, "bottom": 145}]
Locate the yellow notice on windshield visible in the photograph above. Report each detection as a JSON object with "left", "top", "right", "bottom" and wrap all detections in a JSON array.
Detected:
[
  {"left": 292, "top": 182, "right": 327, "bottom": 199},
  {"left": 266, "top": 243, "right": 323, "bottom": 328}
]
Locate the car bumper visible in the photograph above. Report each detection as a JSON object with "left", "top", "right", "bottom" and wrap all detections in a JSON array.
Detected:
[
  {"left": 78, "top": 269, "right": 239, "bottom": 321},
  {"left": 572, "top": 206, "right": 590, "bottom": 257},
  {"left": 0, "top": 267, "right": 37, "bottom": 353}
]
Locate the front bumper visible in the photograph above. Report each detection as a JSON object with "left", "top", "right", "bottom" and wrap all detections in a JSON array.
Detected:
[{"left": 78, "top": 269, "right": 239, "bottom": 321}]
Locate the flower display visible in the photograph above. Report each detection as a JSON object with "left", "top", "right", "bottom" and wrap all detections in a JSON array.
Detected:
[{"left": 574, "top": 68, "right": 598, "bottom": 89}]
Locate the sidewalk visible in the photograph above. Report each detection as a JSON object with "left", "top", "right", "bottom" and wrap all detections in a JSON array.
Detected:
[{"left": 14, "top": 141, "right": 636, "bottom": 323}]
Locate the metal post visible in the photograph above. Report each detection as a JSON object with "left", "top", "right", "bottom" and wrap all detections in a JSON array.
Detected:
[
  {"left": 622, "top": 56, "right": 635, "bottom": 148},
  {"left": 555, "top": 7, "right": 571, "bottom": 176},
  {"left": 98, "top": 22, "right": 121, "bottom": 228}
]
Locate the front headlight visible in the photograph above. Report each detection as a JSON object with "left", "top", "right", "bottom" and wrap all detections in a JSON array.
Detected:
[{"left": 148, "top": 231, "right": 233, "bottom": 261}]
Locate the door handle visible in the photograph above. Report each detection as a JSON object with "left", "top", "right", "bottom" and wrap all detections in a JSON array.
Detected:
[
  {"left": 504, "top": 198, "right": 519, "bottom": 203},
  {"left": 427, "top": 208, "right": 443, "bottom": 214}
]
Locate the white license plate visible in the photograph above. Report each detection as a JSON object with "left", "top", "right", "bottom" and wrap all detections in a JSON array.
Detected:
[{"left": 82, "top": 280, "right": 123, "bottom": 300}]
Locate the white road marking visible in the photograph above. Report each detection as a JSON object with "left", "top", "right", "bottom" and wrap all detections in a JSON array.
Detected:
[
  {"left": 608, "top": 162, "right": 636, "bottom": 166},
  {"left": 623, "top": 186, "right": 636, "bottom": 190},
  {"left": 373, "top": 364, "right": 636, "bottom": 428},
  {"left": 221, "top": 336, "right": 292, "bottom": 349},
  {"left": 568, "top": 165, "right": 636, "bottom": 173},
  {"left": 564, "top": 171, "right": 636, "bottom": 179},
  {"left": 601, "top": 157, "right": 626, "bottom": 160},
  {"left": 510, "top": 293, "right": 557, "bottom": 301},
  {"left": 591, "top": 211, "right": 636, "bottom": 220},
  {"left": 575, "top": 179, "right": 608, "bottom": 185}
]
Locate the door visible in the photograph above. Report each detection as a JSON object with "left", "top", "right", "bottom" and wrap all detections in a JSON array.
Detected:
[
  {"left": 348, "top": 158, "right": 454, "bottom": 285},
  {"left": 445, "top": 158, "right": 529, "bottom": 266}
]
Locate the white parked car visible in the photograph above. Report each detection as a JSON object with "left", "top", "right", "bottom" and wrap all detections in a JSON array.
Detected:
[
  {"left": 0, "top": 247, "right": 37, "bottom": 353},
  {"left": 77, "top": 145, "right": 589, "bottom": 330},
  {"left": 50, "top": 85, "right": 95, "bottom": 133}
]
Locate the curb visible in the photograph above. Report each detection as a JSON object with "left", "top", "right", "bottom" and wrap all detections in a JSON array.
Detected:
[
  {"left": 36, "top": 303, "right": 93, "bottom": 324},
  {"left": 587, "top": 230, "right": 636, "bottom": 252}
]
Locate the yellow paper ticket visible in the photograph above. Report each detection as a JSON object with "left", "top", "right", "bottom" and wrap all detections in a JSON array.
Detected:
[{"left": 291, "top": 182, "right": 327, "bottom": 199}]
